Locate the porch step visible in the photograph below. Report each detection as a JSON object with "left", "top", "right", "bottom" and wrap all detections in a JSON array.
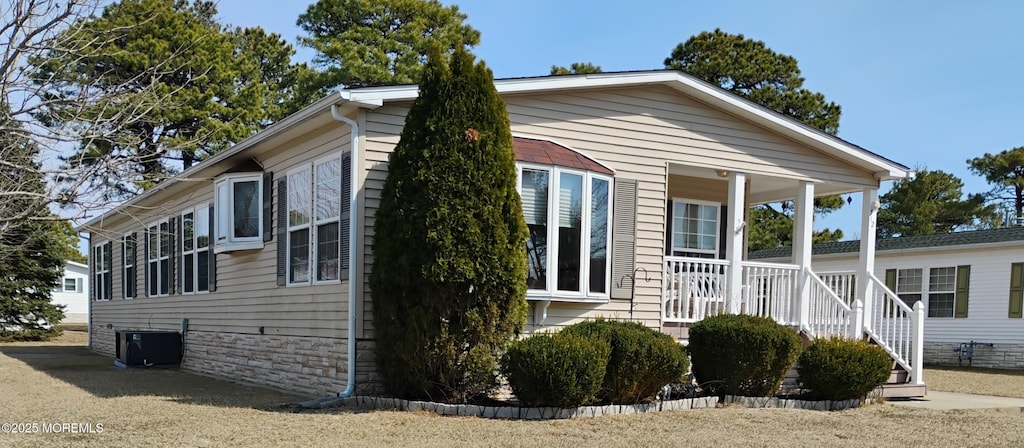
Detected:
[
  {"left": 781, "top": 365, "right": 801, "bottom": 395},
  {"left": 876, "top": 382, "right": 927, "bottom": 399},
  {"left": 888, "top": 368, "right": 910, "bottom": 384}
]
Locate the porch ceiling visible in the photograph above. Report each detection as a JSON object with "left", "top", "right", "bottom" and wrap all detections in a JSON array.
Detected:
[{"left": 668, "top": 164, "right": 866, "bottom": 205}]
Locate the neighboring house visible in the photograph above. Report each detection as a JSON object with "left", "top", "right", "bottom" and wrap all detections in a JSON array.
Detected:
[
  {"left": 52, "top": 261, "right": 90, "bottom": 324},
  {"left": 81, "top": 70, "right": 916, "bottom": 397},
  {"left": 751, "top": 227, "right": 1024, "bottom": 370}
]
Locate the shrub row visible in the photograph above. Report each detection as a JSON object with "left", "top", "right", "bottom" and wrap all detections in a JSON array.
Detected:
[
  {"left": 688, "top": 314, "right": 891, "bottom": 401},
  {"left": 502, "top": 319, "right": 688, "bottom": 407}
]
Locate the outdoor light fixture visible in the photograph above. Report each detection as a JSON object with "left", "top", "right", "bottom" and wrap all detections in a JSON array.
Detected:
[{"left": 716, "top": 170, "right": 729, "bottom": 178}]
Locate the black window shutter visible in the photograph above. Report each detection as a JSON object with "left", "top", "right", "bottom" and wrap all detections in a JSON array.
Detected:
[
  {"left": 209, "top": 205, "right": 217, "bottom": 292},
  {"left": 610, "top": 178, "right": 638, "bottom": 299},
  {"left": 276, "top": 177, "right": 288, "bottom": 286},
  {"left": 717, "top": 205, "right": 729, "bottom": 259},
  {"left": 340, "top": 153, "right": 352, "bottom": 279},
  {"left": 263, "top": 171, "right": 274, "bottom": 242},
  {"left": 131, "top": 232, "right": 138, "bottom": 298},
  {"left": 144, "top": 229, "right": 150, "bottom": 297}
]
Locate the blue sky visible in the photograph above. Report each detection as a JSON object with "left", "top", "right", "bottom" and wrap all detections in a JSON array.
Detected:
[{"left": 215, "top": 0, "right": 1024, "bottom": 240}]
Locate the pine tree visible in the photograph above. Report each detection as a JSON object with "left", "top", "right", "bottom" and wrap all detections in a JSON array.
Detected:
[
  {"left": 369, "top": 47, "right": 527, "bottom": 401},
  {"left": 0, "top": 110, "right": 67, "bottom": 340}
]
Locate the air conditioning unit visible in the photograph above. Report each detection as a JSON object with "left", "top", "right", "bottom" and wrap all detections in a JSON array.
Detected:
[{"left": 115, "top": 330, "right": 182, "bottom": 367}]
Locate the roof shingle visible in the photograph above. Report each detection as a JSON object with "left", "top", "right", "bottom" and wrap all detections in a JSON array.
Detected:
[
  {"left": 513, "top": 137, "right": 613, "bottom": 175},
  {"left": 748, "top": 226, "right": 1024, "bottom": 259}
]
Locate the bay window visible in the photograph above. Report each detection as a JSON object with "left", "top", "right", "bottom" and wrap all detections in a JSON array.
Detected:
[
  {"left": 518, "top": 164, "right": 611, "bottom": 300},
  {"left": 214, "top": 173, "right": 263, "bottom": 253}
]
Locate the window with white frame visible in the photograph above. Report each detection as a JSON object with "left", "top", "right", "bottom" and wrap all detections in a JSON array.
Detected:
[
  {"left": 670, "top": 199, "right": 720, "bottom": 258},
  {"left": 123, "top": 234, "right": 136, "bottom": 299},
  {"left": 147, "top": 220, "right": 171, "bottom": 296},
  {"left": 928, "top": 267, "right": 957, "bottom": 318},
  {"left": 891, "top": 266, "right": 966, "bottom": 318},
  {"left": 895, "top": 268, "right": 922, "bottom": 307},
  {"left": 287, "top": 156, "right": 342, "bottom": 285},
  {"left": 63, "top": 277, "right": 80, "bottom": 292},
  {"left": 181, "top": 206, "right": 212, "bottom": 293},
  {"left": 93, "top": 242, "right": 111, "bottom": 301},
  {"left": 518, "top": 164, "right": 611, "bottom": 299},
  {"left": 214, "top": 173, "right": 263, "bottom": 253}
]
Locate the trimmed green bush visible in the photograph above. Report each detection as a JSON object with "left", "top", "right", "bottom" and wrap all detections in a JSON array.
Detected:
[
  {"left": 560, "top": 319, "right": 689, "bottom": 404},
  {"left": 798, "top": 337, "right": 892, "bottom": 401},
  {"left": 687, "top": 314, "right": 803, "bottom": 397},
  {"left": 369, "top": 47, "right": 528, "bottom": 401},
  {"left": 501, "top": 333, "right": 610, "bottom": 408}
]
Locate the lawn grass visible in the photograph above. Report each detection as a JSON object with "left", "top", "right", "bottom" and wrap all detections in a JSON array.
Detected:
[
  {"left": 3, "top": 331, "right": 1024, "bottom": 447},
  {"left": 925, "top": 366, "right": 1024, "bottom": 399}
]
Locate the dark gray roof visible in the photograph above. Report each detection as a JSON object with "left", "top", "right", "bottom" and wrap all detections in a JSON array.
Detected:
[{"left": 748, "top": 226, "right": 1024, "bottom": 260}]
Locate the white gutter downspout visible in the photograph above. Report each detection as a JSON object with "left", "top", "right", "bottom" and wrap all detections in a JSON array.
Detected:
[{"left": 331, "top": 104, "right": 360, "bottom": 398}]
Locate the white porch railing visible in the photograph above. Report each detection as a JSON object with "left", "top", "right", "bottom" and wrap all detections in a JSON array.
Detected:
[
  {"left": 866, "top": 272, "right": 925, "bottom": 385},
  {"left": 740, "top": 261, "right": 800, "bottom": 325},
  {"left": 817, "top": 271, "right": 857, "bottom": 306},
  {"left": 660, "top": 256, "right": 924, "bottom": 386},
  {"left": 663, "top": 257, "right": 729, "bottom": 323},
  {"left": 805, "top": 269, "right": 857, "bottom": 339}
]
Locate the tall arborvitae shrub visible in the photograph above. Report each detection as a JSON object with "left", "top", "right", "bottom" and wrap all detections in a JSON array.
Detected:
[{"left": 369, "top": 47, "right": 528, "bottom": 401}]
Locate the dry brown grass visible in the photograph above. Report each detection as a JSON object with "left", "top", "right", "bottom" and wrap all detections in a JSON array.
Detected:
[
  {"left": 925, "top": 366, "right": 1024, "bottom": 398},
  {"left": 2, "top": 332, "right": 1024, "bottom": 447}
]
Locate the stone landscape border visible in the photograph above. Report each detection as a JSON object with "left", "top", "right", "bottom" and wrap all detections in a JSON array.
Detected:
[{"left": 320, "top": 394, "right": 869, "bottom": 419}]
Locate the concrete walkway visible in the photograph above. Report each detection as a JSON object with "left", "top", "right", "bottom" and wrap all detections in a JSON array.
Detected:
[{"left": 889, "top": 391, "right": 1024, "bottom": 410}]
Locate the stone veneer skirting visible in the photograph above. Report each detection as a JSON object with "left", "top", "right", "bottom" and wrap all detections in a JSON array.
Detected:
[
  {"left": 89, "top": 325, "right": 381, "bottom": 396},
  {"left": 924, "top": 341, "right": 1024, "bottom": 369}
]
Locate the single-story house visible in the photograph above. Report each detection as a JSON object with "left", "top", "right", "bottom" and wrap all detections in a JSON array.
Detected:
[
  {"left": 52, "top": 260, "right": 89, "bottom": 324},
  {"left": 752, "top": 226, "right": 1024, "bottom": 370},
  {"left": 81, "top": 69, "right": 918, "bottom": 397}
]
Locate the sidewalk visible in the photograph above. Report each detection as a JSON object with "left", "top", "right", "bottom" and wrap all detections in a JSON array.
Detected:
[{"left": 889, "top": 391, "right": 1024, "bottom": 410}]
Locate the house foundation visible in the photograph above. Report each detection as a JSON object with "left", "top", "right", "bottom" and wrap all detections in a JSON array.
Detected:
[
  {"left": 90, "top": 324, "right": 381, "bottom": 396},
  {"left": 925, "top": 341, "right": 1024, "bottom": 369}
]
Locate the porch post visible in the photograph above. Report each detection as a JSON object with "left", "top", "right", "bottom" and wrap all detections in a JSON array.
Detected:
[
  {"left": 793, "top": 181, "right": 814, "bottom": 329},
  {"left": 726, "top": 172, "right": 746, "bottom": 314},
  {"left": 857, "top": 188, "right": 879, "bottom": 334}
]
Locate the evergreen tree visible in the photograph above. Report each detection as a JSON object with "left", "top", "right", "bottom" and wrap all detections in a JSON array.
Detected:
[
  {"left": 369, "top": 47, "right": 527, "bottom": 401},
  {"left": 0, "top": 111, "right": 67, "bottom": 340},
  {"left": 967, "top": 147, "right": 1024, "bottom": 222},
  {"left": 32, "top": 0, "right": 305, "bottom": 197},
  {"left": 550, "top": 62, "right": 603, "bottom": 75},
  {"left": 297, "top": 0, "right": 480, "bottom": 88},
  {"left": 878, "top": 169, "right": 998, "bottom": 237}
]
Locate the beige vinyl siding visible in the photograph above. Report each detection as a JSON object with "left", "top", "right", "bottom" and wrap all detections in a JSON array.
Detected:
[
  {"left": 811, "top": 245, "right": 1024, "bottom": 344},
  {"left": 504, "top": 87, "right": 876, "bottom": 187},
  {"left": 359, "top": 85, "right": 884, "bottom": 334},
  {"left": 667, "top": 175, "right": 729, "bottom": 203},
  {"left": 90, "top": 125, "right": 352, "bottom": 339}
]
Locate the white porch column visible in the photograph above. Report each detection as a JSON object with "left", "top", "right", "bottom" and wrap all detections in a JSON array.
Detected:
[
  {"left": 726, "top": 172, "right": 746, "bottom": 314},
  {"left": 793, "top": 181, "right": 814, "bottom": 329},
  {"left": 857, "top": 188, "right": 879, "bottom": 334}
]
